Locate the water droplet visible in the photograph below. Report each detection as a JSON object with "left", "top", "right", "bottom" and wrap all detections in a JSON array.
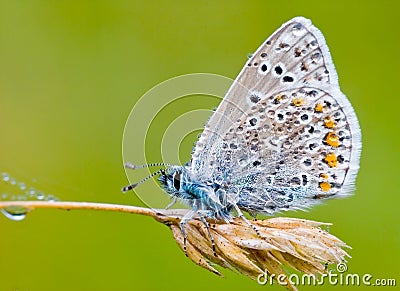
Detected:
[
  {"left": 36, "top": 191, "right": 45, "bottom": 200},
  {"left": 26, "top": 188, "right": 36, "bottom": 197},
  {"left": 45, "top": 194, "right": 58, "bottom": 202},
  {"left": 0, "top": 172, "right": 60, "bottom": 202},
  {"left": 18, "top": 182, "right": 27, "bottom": 191},
  {"left": 2, "top": 173, "right": 10, "bottom": 182},
  {"left": 1, "top": 206, "right": 28, "bottom": 221}
]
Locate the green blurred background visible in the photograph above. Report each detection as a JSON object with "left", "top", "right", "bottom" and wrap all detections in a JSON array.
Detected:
[{"left": 0, "top": 0, "right": 399, "bottom": 290}]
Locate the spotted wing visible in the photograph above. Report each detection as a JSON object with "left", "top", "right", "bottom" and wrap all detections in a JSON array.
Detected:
[
  {"left": 217, "top": 86, "right": 361, "bottom": 214},
  {"left": 190, "top": 17, "right": 361, "bottom": 213},
  {"left": 190, "top": 17, "right": 356, "bottom": 182}
]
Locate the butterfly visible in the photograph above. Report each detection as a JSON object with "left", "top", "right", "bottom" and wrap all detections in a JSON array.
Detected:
[{"left": 123, "top": 16, "right": 361, "bottom": 252}]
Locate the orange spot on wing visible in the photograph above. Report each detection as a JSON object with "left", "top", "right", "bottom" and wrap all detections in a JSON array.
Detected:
[
  {"left": 319, "top": 173, "right": 329, "bottom": 180},
  {"left": 315, "top": 103, "right": 323, "bottom": 113},
  {"left": 292, "top": 98, "right": 305, "bottom": 107},
  {"left": 324, "top": 153, "right": 338, "bottom": 168},
  {"left": 324, "top": 116, "right": 336, "bottom": 128},
  {"left": 319, "top": 182, "right": 331, "bottom": 192},
  {"left": 325, "top": 132, "right": 339, "bottom": 147},
  {"left": 273, "top": 94, "right": 283, "bottom": 104}
]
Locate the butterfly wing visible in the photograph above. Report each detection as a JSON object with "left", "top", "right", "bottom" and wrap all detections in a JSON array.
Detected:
[
  {"left": 222, "top": 85, "right": 361, "bottom": 214},
  {"left": 189, "top": 17, "right": 361, "bottom": 212}
]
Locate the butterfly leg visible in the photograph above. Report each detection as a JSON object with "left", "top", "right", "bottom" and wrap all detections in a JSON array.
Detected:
[
  {"left": 165, "top": 197, "right": 177, "bottom": 210},
  {"left": 179, "top": 209, "right": 196, "bottom": 256},
  {"left": 198, "top": 213, "right": 217, "bottom": 257},
  {"left": 233, "top": 203, "right": 262, "bottom": 237}
]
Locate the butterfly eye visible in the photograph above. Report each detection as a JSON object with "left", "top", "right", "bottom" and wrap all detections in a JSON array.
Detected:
[{"left": 173, "top": 171, "right": 182, "bottom": 191}]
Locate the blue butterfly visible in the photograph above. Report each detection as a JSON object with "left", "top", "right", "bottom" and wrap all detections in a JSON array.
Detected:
[{"left": 123, "top": 17, "right": 361, "bottom": 253}]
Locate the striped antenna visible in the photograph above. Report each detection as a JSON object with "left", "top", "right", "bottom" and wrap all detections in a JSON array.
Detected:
[
  {"left": 122, "top": 169, "right": 167, "bottom": 193},
  {"left": 124, "top": 162, "right": 174, "bottom": 170}
]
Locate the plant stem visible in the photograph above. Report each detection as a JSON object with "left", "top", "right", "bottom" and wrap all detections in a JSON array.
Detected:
[{"left": 0, "top": 200, "right": 186, "bottom": 224}]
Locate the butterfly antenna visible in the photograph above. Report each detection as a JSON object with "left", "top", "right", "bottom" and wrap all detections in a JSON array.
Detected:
[
  {"left": 124, "top": 162, "right": 173, "bottom": 170},
  {"left": 122, "top": 168, "right": 167, "bottom": 193}
]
